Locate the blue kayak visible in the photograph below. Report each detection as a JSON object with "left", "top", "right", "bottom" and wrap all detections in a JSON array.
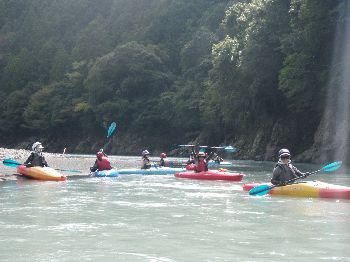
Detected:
[
  {"left": 117, "top": 167, "right": 185, "bottom": 175},
  {"left": 94, "top": 169, "right": 119, "bottom": 177}
]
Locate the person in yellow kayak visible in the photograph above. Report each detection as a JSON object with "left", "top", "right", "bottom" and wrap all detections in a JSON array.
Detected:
[
  {"left": 90, "top": 151, "right": 113, "bottom": 172},
  {"left": 271, "top": 148, "right": 309, "bottom": 185},
  {"left": 24, "top": 142, "right": 49, "bottom": 167},
  {"left": 141, "top": 150, "right": 151, "bottom": 169}
]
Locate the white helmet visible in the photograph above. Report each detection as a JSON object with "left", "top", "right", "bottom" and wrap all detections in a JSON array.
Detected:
[
  {"left": 32, "top": 142, "right": 44, "bottom": 152},
  {"left": 142, "top": 150, "right": 150, "bottom": 156}
]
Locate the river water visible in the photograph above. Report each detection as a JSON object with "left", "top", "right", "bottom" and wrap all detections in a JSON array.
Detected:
[{"left": 0, "top": 155, "right": 349, "bottom": 261}]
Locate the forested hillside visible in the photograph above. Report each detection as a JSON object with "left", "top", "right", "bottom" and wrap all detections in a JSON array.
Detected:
[{"left": 0, "top": 0, "right": 348, "bottom": 163}]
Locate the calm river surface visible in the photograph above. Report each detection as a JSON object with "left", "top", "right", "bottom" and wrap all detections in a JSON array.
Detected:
[{"left": 0, "top": 155, "right": 349, "bottom": 261}]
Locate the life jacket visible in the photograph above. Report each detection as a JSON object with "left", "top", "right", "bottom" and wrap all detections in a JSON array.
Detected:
[
  {"left": 96, "top": 156, "right": 112, "bottom": 171},
  {"left": 195, "top": 159, "right": 208, "bottom": 172},
  {"left": 159, "top": 158, "right": 165, "bottom": 167},
  {"left": 25, "top": 152, "right": 48, "bottom": 167},
  {"left": 141, "top": 156, "right": 151, "bottom": 169}
]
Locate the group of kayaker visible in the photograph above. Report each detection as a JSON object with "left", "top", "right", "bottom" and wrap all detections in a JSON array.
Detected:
[{"left": 23, "top": 141, "right": 309, "bottom": 185}]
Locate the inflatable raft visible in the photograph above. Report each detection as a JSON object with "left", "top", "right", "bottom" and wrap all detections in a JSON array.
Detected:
[
  {"left": 17, "top": 165, "right": 67, "bottom": 181},
  {"left": 175, "top": 170, "right": 244, "bottom": 181},
  {"left": 243, "top": 181, "right": 350, "bottom": 199}
]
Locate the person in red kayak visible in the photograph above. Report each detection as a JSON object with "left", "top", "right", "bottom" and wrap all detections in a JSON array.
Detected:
[
  {"left": 24, "top": 142, "right": 49, "bottom": 167},
  {"left": 90, "top": 151, "right": 113, "bottom": 172},
  {"left": 195, "top": 152, "right": 208, "bottom": 172},
  {"left": 271, "top": 148, "right": 309, "bottom": 185}
]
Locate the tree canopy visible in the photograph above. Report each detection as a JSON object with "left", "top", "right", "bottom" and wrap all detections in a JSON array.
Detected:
[{"left": 0, "top": 0, "right": 347, "bottom": 160}]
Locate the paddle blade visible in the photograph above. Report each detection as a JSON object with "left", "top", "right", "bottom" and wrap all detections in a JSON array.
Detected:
[
  {"left": 3, "top": 158, "right": 21, "bottom": 168},
  {"left": 249, "top": 184, "right": 272, "bottom": 196},
  {"left": 321, "top": 161, "right": 342, "bottom": 172},
  {"left": 224, "top": 146, "right": 237, "bottom": 153},
  {"left": 107, "top": 122, "right": 117, "bottom": 138}
]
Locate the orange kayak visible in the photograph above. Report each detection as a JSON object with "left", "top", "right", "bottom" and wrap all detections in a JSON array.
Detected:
[{"left": 17, "top": 165, "right": 67, "bottom": 181}]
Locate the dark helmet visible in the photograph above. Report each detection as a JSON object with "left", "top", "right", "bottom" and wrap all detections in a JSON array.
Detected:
[{"left": 278, "top": 148, "right": 291, "bottom": 158}]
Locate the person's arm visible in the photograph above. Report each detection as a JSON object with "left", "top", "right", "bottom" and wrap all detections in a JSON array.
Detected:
[
  {"left": 292, "top": 166, "right": 308, "bottom": 177},
  {"left": 90, "top": 160, "right": 98, "bottom": 172},
  {"left": 205, "top": 152, "right": 215, "bottom": 162},
  {"left": 24, "top": 153, "right": 34, "bottom": 166},
  {"left": 271, "top": 166, "right": 282, "bottom": 185},
  {"left": 42, "top": 156, "right": 49, "bottom": 167}
]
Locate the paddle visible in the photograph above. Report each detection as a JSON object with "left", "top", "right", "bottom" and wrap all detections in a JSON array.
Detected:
[
  {"left": 249, "top": 161, "right": 343, "bottom": 196},
  {"left": 107, "top": 122, "right": 117, "bottom": 138},
  {"left": 177, "top": 145, "right": 237, "bottom": 155},
  {"left": 3, "top": 158, "right": 83, "bottom": 173}
]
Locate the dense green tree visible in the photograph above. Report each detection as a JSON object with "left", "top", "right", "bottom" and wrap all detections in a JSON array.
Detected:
[{"left": 0, "top": 0, "right": 347, "bottom": 159}]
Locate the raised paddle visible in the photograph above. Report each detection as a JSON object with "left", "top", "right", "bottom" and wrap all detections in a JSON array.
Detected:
[
  {"left": 100, "top": 121, "right": 118, "bottom": 153},
  {"left": 107, "top": 122, "right": 117, "bottom": 138},
  {"left": 2, "top": 158, "right": 83, "bottom": 173},
  {"left": 177, "top": 144, "right": 237, "bottom": 152},
  {"left": 249, "top": 161, "right": 343, "bottom": 196}
]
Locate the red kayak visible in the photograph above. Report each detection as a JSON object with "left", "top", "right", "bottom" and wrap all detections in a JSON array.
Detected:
[{"left": 175, "top": 170, "right": 244, "bottom": 181}]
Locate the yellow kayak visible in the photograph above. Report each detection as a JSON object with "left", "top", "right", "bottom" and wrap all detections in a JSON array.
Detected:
[
  {"left": 243, "top": 181, "right": 350, "bottom": 199},
  {"left": 17, "top": 165, "right": 67, "bottom": 181}
]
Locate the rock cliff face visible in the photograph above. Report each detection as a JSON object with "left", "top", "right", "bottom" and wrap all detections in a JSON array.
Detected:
[
  {"left": 298, "top": 109, "right": 350, "bottom": 165},
  {"left": 231, "top": 113, "right": 346, "bottom": 164},
  {"left": 7, "top": 111, "right": 348, "bottom": 165}
]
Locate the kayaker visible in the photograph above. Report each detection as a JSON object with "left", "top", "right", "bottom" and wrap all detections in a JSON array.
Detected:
[
  {"left": 195, "top": 152, "right": 208, "bottom": 172},
  {"left": 159, "top": 153, "right": 167, "bottom": 167},
  {"left": 213, "top": 153, "right": 223, "bottom": 164},
  {"left": 271, "top": 148, "right": 309, "bottom": 185},
  {"left": 24, "top": 142, "right": 49, "bottom": 167},
  {"left": 90, "top": 151, "right": 113, "bottom": 172},
  {"left": 141, "top": 150, "right": 151, "bottom": 169}
]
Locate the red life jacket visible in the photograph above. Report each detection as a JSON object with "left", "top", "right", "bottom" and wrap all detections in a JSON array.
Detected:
[
  {"left": 195, "top": 159, "right": 208, "bottom": 172},
  {"left": 97, "top": 157, "right": 112, "bottom": 171}
]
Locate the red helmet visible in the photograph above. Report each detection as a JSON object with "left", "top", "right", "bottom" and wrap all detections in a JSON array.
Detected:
[
  {"left": 96, "top": 152, "right": 104, "bottom": 159},
  {"left": 160, "top": 153, "right": 167, "bottom": 158}
]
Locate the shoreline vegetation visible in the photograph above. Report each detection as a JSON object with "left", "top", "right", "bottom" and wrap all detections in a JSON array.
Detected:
[{"left": 0, "top": 2, "right": 347, "bottom": 164}]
